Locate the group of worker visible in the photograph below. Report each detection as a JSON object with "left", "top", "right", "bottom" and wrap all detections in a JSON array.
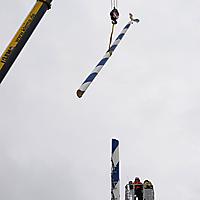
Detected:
[{"left": 126, "top": 177, "right": 153, "bottom": 200}]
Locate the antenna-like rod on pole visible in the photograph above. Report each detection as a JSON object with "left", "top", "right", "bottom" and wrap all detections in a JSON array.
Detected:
[{"left": 111, "top": 139, "right": 120, "bottom": 200}]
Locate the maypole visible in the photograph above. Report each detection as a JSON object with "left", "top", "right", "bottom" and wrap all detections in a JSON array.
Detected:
[
  {"left": 76, "top": 14, "right": 139, "bottom": 98},
  {"left": 111, "top": 139, "right": 120, "bottom": 200}
]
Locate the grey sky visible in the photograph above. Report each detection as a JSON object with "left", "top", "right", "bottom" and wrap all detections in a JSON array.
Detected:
[{"left": 1, "top": 0, "right": 200, "bottom": 200}]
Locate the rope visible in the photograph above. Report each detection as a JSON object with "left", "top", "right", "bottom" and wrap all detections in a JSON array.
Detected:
[
  {"left": 108, "top": 23, "right": 115, "bottom": 51},
  {"left": 111, "top": 0, "right": 118, "bottom": 9}
]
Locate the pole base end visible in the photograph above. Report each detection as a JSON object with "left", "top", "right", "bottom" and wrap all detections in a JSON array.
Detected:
[{"left": 76, "top": 89, "right": 84, "bottom": 98}]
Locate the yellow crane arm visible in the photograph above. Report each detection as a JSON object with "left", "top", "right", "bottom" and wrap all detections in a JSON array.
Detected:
[{"left": 0, "top": 0, "right": 53, "bottom": 84}]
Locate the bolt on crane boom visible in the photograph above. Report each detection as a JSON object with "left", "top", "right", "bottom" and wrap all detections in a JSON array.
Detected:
[{"left": 0, "top": 0, "right": 53, "bottom": 84}]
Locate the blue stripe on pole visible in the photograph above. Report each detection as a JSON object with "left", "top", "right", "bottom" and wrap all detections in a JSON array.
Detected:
[
  {"left": 83, "top": 72, "right": 97, "bottom": 83},
  {"left": 124, "top": 23, "right": 131, "bottom": 29},
  {"left": 110, "top": 45, "right": 118, "bottom": 52},
  {"left": 112, "top": 139, "right": 119, "bottom": 153},
  {"left": 117, "top": 33, "right": 125, "bottom": 40},
  {"left": 98, "top": 57, "right": 109, "bottom": 66},
  {"left": 112, "top": 162, "right": 119, "bottom": 183}
]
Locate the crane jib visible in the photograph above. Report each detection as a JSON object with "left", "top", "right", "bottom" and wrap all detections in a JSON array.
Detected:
[{"left": 0, "top": 0, "right": 53, "bottom": 84}]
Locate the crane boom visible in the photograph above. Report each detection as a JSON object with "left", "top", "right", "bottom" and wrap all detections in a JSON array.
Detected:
[{"left": 0, "top": 0, "right": 53, "bottom": 84}]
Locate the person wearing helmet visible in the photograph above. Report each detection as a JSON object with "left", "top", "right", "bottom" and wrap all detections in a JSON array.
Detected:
[
  {"left": 133, "top": 177, "right": 143, "bottom": 200},
  {"left": 110, "top": 7, "right": 119, "bottom": 24}
]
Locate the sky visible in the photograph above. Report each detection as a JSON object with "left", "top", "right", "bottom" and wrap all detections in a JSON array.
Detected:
[{"left": 1, "top": 0, "right": 200, "bottom": 199}]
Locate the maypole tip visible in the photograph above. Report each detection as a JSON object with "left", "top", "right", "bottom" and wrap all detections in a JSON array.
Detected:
[
  {"left": 76, "top": 89, "right": 84, "bottom": 98},
  {"left": 129, "top": 13, "right": 139, "bottom": 23}
]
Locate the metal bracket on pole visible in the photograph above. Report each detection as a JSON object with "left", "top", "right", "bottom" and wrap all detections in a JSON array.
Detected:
[{"left": 129, "top": 13, "right": 140, "bottom": 23}]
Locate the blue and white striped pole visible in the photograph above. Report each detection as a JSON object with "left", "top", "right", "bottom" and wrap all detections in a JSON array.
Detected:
[
  {"left": 76, "top": 14, "right": 139, "bottom": 98},
  {"left": 111, "top": 139, "right": 120, "bottom": 200}
]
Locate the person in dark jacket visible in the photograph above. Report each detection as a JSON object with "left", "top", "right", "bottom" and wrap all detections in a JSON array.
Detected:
[{"left": 133, "top": 177, "right": 143, "bottom": 200}]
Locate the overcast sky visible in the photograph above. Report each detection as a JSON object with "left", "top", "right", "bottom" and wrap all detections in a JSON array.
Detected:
[{"left": 1, "top": 0, "right": 200, "bottom": 200}]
